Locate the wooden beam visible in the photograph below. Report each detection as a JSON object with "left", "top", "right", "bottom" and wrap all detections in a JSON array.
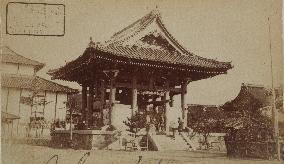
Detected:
[{"left": 106, "top": 82, "right": 183, "bottom": 92}]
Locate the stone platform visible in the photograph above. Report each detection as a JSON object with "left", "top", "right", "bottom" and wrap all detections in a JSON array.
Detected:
[{"left": 50, "top": 130, "right": 119, "bottom": 150}]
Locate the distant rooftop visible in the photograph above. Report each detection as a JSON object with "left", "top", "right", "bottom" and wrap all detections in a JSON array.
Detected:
[
  {"left": 223, "top": 83, "right": 283, "bottom": 110},
  {"left": 1, "top": 46, "right": 45, "bottom": 72},
  {"left": 1, "top": 74, "right": 77, "bottom": 93}
]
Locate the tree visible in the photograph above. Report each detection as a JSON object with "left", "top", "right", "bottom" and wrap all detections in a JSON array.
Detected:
[
  {"left": 222, "top": 90, "right": 276, "bottom": 158},
  {"left": 123, "top": 112, "right": 147, "bottom": 135},
  {"left": 187, "top": 106, "right": 225, "bottom": 149}
]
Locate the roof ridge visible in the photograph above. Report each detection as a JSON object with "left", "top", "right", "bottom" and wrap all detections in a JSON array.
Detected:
[
  {"left": 2, "top": 46, "right": 44, "bottom": 66},
  {"left": 1, "top": 46, "right": 45, "bottom": 72},
  {"left": 155, "top": 16, "right": 191, "bottom": 56},
  {"left": 110, "top": 10, "right": 159, "bottom": 39},
  {"left": 106, "top": 10, "right": 221, "bottom": 60}
]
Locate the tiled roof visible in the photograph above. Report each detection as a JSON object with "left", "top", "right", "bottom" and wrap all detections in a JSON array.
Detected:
[
  {"left": 1, "top": 46, "right": 45, "bottom": 71},
  {"left": 100, "top": 10, "right": 232, "bottom": 70},
  {"left": 49, "top": 10, "right": 232, "bottom": 81},
  {"left": 223, "top": 83, "right": 283, "bottom": 110},
  {"left": 1, "top": 74, "right": 77, "bottom": 93},
  {"left": 96, "top": 45, "right": 231, "bottom": 70},
  {"left": 106, "top": 10, "right": 190, "bottom": 54}
]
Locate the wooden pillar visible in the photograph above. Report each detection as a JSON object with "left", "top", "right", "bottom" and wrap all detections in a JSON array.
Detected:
[
  {"left": 181, "top": 82, "right": 188, "bottom": 128},
  {"left": 100, "top": 80, "right": 105, "bottom": 126},
  {"left": 131, "top": 75, "right": 138, "bottom": 116},
  {"left": 82, "top": 84, "right": 87, "bottom": 122},
  {"left": 109, "top": 78, "right": 116, "bottom": 125},
  {"left": 163, "top": 81, "right": 170, "bottom": 133},
  {"left": 169, "top": 95, "right": 174, "bottom": 107},
  {"left": 94, "top": 79, "right": 99, "bottom": 98},
  {"left": 17, "top": 89, "right": 23, "bottom": 135},
  {"left": 43, "top": 90, "right": 47, "bottom": 116},
  {"left": 54, "top": 92, "right": 58, "bottom": 121},
  {"left": 103, "top": 70, "right": 119, "bottom": 126},
  {"left": 88, "top": 84, "right": 94, "bottom": 126},
  {"left": 100, "top": 80, "right": 106, "bottom": 104},
  {"left": 149, "top": 75, "right": 154, "bottom": 90},
  {"left": 5, "top": 88, "right": 10, "bottom": 112}
]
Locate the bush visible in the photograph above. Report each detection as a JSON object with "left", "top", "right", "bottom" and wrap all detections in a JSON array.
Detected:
[{"left": 123, "top": 112, "right": 147, "bottom": 135}]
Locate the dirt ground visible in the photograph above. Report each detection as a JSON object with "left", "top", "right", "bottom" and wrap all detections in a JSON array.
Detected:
[{"left": 1, "top": 144, "right": 282, "bottom": 164}]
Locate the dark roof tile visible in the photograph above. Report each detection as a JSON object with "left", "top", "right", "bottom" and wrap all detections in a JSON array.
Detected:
[
  {"left": 1, "top": 46, "right": 45, "bottom": 71},
  {"left": 1, "top": 74, "right": 77, "bottom": 93},
  {"left": 97, "top": 45, "right": 231, "bottom": 69}
]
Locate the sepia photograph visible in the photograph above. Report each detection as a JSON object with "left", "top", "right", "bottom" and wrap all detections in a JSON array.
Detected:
[{"left": 0, "top": 0, "right": 283, "bottom": 163}]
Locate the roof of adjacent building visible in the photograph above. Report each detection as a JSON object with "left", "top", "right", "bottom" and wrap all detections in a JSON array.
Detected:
[
  {"left": 223, "top": 83, "right": 283, "bottom": 110},
  {"left": 49, "top": 10, "right": 233, "bottom": 81},
  {"left": 1, "top": 74, "right": 78, "bottom": 93},
  {"left": 1, "top": 46, "right": 45, "bottom": 72}
]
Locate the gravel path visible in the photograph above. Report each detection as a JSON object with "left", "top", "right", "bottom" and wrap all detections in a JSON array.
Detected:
[{"left": 1, "top": 144, "right": 282, "bottom": 164}]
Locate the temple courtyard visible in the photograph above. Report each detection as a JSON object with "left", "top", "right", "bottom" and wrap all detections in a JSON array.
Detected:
[{"left": 2, "top": 144, "right": 282, "bottom": 164}]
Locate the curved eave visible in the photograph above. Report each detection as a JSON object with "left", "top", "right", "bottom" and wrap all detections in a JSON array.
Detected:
[{"left": 49, "top": 47, "right": 232, "bottom": 82}]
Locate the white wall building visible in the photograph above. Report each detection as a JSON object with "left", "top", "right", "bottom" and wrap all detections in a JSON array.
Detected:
[{"left": 1, "top": 46, "right": 77, "bottom": 138}]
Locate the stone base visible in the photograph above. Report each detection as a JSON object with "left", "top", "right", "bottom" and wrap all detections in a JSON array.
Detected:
[{"left": 50, "top": 130, "right": 118, "bottom": 150}]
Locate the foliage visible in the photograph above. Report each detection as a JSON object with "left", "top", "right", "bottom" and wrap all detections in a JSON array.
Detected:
[
  {"left": 123, "top": 112, "right": 147, "bottom": 134},
  {"left": 66, "top": 94, "right": 81, "bottom": 113},
  {"left": 187, "top": 107, "right": 225, "bottom": 148},
  {"left": 222, "top": 92, "right": 276, "bottom": 158},
  {"left": 223, "top": 94, "right": 274, "bottom": 142},
  {"left": 225, "top": 108, "right": 273, "bottom": 142}
]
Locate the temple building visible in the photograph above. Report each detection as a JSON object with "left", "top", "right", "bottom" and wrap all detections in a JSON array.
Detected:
[
  {"left": 1, "top": 46, "right": 77, "bottom": 139},
  {"left": 49, "top": 10, "right": 232, "bottom": 144}
]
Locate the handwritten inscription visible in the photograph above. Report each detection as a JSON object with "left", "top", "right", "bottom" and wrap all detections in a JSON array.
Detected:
[{"left": 6, "top": 2, "right": 65, "bottom": 36}]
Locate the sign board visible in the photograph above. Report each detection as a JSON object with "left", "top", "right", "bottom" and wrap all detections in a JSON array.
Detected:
[{"left": 6, "top": 2, "right": 65, "bottom": 36}]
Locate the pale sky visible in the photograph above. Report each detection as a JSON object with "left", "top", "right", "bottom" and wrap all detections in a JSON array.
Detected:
[{"left": 1, "top": 0, "right": 283, "bottom": 105}]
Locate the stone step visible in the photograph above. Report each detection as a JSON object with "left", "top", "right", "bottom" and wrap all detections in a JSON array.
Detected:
[
  {"left": 179, "top": 132, "right": 198, "bottom": 150},
  {"left": 151, "top": 134, "right": 190, "bottom": 151}
]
